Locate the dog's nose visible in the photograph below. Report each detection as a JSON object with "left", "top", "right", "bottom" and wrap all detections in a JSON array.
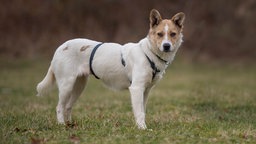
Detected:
[{"left": 163, "top": 43, "right": 171, "bottom": 52}]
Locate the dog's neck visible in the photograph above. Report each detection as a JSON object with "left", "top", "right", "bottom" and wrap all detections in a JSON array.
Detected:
[{"left": 139, "top": 37, "right": 181, "bottom": 71}]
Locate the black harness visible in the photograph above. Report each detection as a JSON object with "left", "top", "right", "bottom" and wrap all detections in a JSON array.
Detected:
[
  {"left": 89, "top": 43, "right": 126, "bottom": 79},
  {"left": 89, "top": 43, "right": 103, "bottom": 79},
  {"left": 145, "top": 54, "right": 160, "bottom": 80},
  {"left": 89, "top": 43, "right": 168, "bottom": 81},
  {"left": 145, "top": 52, "right": 169, "bottom": 80},
  {"left": 155, "top": 54, "right": 169, "bottom": 64}
]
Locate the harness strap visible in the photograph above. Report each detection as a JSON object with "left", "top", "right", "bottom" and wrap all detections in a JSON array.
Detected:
[
  {"left": 89, "top": 43, "right": 103, "bottom": 79},
  {"left": 155, "top": 54, "right": 169, "bottom": 65},
  {"left": 145, "top": 54, "right": 160, "bottom": 80},
  {"left": 121, "top": 53, "right": 126, "bottom": 67}
]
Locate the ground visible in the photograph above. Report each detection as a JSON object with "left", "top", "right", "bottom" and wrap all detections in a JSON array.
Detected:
[{"left": 0, "top": 58, "right": 256, "bottom": 143}]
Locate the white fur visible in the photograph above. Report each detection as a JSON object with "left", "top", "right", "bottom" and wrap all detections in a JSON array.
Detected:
[
  {"left": 164, "top": 24, "right": 169, "bottom": 40},
  {"left": 160, "top": 24, "right": 173, "bottom": 52},
  {"left": 37, "top": 17, "right": 183, "bottom": 130}
]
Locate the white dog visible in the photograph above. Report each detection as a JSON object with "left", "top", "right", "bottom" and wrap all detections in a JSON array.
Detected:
[{"left": 37, "top": 9, "right": 185, "bottom": 129}]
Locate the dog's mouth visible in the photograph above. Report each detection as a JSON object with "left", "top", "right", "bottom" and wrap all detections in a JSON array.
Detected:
[
  {"left": 162, "top": 47, "right": 174, "bottom": 53},
  {"left": 163, "top": 49, "right": 172, "bottom": 52}
]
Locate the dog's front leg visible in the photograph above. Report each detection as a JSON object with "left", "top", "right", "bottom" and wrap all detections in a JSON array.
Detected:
[{"left": 129, "top": 85, "right": 147, "bottom": 129}]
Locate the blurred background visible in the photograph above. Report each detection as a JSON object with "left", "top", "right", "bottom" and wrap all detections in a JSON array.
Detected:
[{"left": 1, "top": 0, "right": 256, "bottom": 61}]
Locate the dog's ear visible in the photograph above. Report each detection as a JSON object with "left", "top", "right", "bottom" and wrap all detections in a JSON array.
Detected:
[
  {"left": 171, "top": 12, "right": 185, "bottom": 28},
  {"left": 150, "top": 9, "right": 162, "bottom": 28}
]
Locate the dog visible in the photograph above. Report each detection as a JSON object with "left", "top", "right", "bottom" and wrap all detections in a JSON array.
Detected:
[{"left": 36, "top": 9, "right": 185, "bottom": 129}]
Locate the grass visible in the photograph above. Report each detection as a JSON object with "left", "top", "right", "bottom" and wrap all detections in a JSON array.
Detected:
[{"left": 0, "top": 58, "right": 256, "bottom": 144}]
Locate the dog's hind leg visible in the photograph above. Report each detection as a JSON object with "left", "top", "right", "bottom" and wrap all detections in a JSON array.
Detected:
[
  {"left": 56, "top": 77, "right": 76, "bottom": 124},
  {"left": 65, "top": 75, "right": 88, "bottom": 122}
]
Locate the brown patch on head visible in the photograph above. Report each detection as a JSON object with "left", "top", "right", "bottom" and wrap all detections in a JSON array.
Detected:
[
  {"left": 148, "top": 9, "right": 185, "bottom": 52},
  {"left": 150, "top": 9, "right": 162, "bottom": 28},
  {"left": 63, "top": 46, "right": 68, "bottom": 51},
  {"left": 80, "top": 45, "right": 90, "bottom": 52},
  {"left": 165, "top": 20, "right": 183, "bottom": 46},
  {"left": 171, "top": 12, "right": 185, "bottom": 29}
]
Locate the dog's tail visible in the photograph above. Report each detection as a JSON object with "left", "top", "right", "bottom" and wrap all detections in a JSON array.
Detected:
[{"left": 36, "top": 66, "right": 55, "bottom": 97}]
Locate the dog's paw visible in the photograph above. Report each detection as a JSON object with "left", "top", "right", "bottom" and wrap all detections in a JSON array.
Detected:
[
  {"left": 57, "top": 122, "right": 66, "bottom": 125},
  {"left": 137, "top": 122, "right": 147, "bottom": 130},
  {"left": 147, "top": 128, "right": 153, "bottom": 131}
]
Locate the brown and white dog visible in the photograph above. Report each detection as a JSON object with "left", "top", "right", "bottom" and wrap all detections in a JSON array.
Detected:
[{"left": 37, "top": 9, "right": 185, "bottom": 129}]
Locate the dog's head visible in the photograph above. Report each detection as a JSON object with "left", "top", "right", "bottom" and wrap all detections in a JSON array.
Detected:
[{"left": 148, "top": 9, "right": 185, "bottom": 54}]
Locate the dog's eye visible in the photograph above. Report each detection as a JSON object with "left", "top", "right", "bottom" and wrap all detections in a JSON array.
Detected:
[
  {"left": 157, "top": 32, "right": 163, "bottom": 37},
  {"left": 170, "top": 32, "right": 176, "bottom": 37}
]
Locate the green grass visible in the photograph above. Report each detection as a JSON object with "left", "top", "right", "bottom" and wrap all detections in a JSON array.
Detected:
[{"left": 1, "top": 58, "right": 256, "bottom": 143}]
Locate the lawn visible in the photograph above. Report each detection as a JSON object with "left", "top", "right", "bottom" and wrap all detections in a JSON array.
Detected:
[{"left": 0, "top": 58, "right": 256, "bottom": 144}]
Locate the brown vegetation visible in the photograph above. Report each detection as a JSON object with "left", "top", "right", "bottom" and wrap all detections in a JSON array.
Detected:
[{"left": 1, "top": 0, "right": 255, "bottom": 60}]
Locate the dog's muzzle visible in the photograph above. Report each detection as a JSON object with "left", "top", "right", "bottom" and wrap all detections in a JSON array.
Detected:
[{"left": 163, "top": 43, "right": 171, "bottom": 52}]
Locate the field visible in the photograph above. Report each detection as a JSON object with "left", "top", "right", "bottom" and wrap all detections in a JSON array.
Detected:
[{"left": 1, "top": 58, "right": 256, "bottom": 144}]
